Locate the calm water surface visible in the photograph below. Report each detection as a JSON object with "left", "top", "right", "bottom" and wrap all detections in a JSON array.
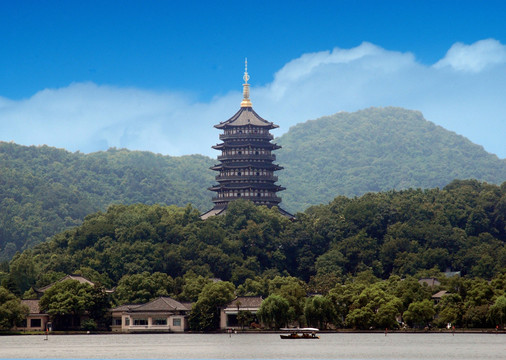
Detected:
[{"left": 0, "top": 333, "right": 504, "bottom": 359}]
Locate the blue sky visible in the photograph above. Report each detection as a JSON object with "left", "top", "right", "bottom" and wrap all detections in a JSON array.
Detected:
[{"left": 1, "top": 0, "right": 506, "bottom": 158}]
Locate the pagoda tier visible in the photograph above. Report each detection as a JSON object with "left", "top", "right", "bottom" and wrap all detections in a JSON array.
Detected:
[{"left": 201, "top": 60, "right": 291, "bottom": 219}]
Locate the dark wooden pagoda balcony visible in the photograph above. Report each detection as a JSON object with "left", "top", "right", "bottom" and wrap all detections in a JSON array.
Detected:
[
  {"left": 217, "top": 153, "right": 276, "bottom": 161},
  {"left": 212, "top": 195, "right": 282, "bottom": 203},
  {"left": 219, "top": 133, "right": 274, "bottom": 141},
  {"left": 215, "top": 174, "right": 278, "bottom": 182}
]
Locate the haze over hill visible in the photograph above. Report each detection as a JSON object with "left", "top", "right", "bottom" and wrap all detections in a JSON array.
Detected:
[{"left": 1, "top": 107, "right": 505, "bottom": 259}]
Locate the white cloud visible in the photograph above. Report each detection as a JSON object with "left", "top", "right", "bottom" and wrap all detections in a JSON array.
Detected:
[
  {"left": 1, "top": 39, "right": 505, "bottom": 159},
  {"left": 434, "top": 39, "right": 506, "bottom": 72}
]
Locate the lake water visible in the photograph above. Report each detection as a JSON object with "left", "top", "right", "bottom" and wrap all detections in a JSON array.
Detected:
[{"left": 0, "top": 333, "right": 504, "bottom": 359}]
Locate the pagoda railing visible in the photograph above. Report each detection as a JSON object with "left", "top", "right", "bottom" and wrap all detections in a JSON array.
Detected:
[
  {"left": 215, "top": 175, "right": 278, "bottom": 182},
  {"left": 217, "top": 153, "right": 276, "bottom": 161},
  {"left": 212, "top": 195, "right": 282, "bottom": 203},
  {"left": 219, "top": 133, "right": 274, "bottom": 141}
]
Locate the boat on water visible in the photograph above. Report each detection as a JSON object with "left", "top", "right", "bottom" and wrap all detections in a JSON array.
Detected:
[{"left": 280, "top": 327, "right": 320, "bottom": 339}]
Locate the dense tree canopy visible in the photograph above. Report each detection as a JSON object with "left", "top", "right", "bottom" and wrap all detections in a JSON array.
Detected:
[
  {"left": 39, "top": 279, "right": 109, "bottom": 330},
  {"left": 276, "top": 107, "right": 506, "bottom": 212},
  {"left": 5, "top": 180, "right": 505, "bottom": 295},
  {"left": 1, "top": 179, "right": 506, "bottom": 331},
  {"left": 0, "top": 143, "right": 215, "bottom": 261},
  {"left": 189, "top": 281, "right": 235, "bottom": 331},
  {"left": 0, "top": 286, "right": 29, "bottom": 330}
]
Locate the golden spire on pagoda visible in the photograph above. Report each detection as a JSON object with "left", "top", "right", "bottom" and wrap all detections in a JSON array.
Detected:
[{"left": 240, "top": 58, "right": 252, "bottom": 107}]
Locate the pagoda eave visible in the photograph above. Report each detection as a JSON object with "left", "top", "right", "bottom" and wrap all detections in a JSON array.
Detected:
[
  {"left": 209, "top": 183, "right": 285, "bottom": 191},
  {"left": 211, "top": 163, "right": 283, "bottom": 171},
  {"left": 212, "top": 142, "right": 281, "bottom": 150},
  {"left": 214, "top": 107, "right": 279, "bottom": 129}
]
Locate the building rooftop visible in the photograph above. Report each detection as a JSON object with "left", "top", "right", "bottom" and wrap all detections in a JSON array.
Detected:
[
  {"left": 21, "top": 299, "right": 46, "bottom": 315},
  {"left": 215, "top": 107, "right": 278, "bottom": 129},
  {"left": 36, "top": 274, "right": 96, "bottom": 293},
  {"left": 129, "top": 297, "right": 191, "bottom": 312},
  {"left": 224, "top": 296, "right": 263, "bottom": 310},
  {"left": 432, "top": 290, "right": 449, "bottom": 299}
]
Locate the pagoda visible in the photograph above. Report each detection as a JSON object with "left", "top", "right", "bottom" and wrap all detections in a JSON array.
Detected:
[{"left": 201, "top": 60, "right": 291, "bottom": 219}]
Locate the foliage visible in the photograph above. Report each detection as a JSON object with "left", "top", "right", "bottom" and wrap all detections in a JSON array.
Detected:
[
  {"left": 403, "top": 299, "right": 435, "bottom": 327},
  {"left": 2, "top": 177, "right": 506, "bottom": 330},
  {"left": 488, "top": 296, "right": 506, "bottom": 327},
  {"left": 39, "top": 279, "right": 110, "bottom": 330},
  {"left": 81, "top": 319, "right": 98, "bottom": 331},
  {"left": 114, "top": 272, "right": 175, "bottom": 305},
  {"left": 303, "top": 295, "right": 336, "bottom": 329},
  {"left": 0, "top": 286, "right": 29, "bottom": 330},
  {"left": 3, "top": 107, "right": 506, "bottom": 261},
  {"left": 4, "top": 180, "right": 506, "bottom": 297},
  {"left": 0, "top": 143, "right": 215, "bottom": 261},
  {"left": 257, "top": 294, "right": 292, "bottom": 329},
  {"left": 178, "top": 272, "right": 212, "bottom": 302},
  {"left": 276, "top": 107, "right": 506, "bottom": 213},
  {"left": 434, "top": 294, "right": 463, "bottom": 327},
  {"left": 237, "top": 310, "right": 254, "bottom": 329},
  {"left": 189, "top": 281, "right": 235, "bottom": 331}
]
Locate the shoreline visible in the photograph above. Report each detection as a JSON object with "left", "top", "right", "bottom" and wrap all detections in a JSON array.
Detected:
[{"left": 1, "top": 328, "right": 504, "bottom": 336}]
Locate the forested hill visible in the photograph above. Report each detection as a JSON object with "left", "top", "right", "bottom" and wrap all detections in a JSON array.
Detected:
[
  {"left": 0, "top": 143, "right": 214, "bottom": 261},
  {"left": 5, "top": 180, "right": 506, "bottom": 296},
  {"left": 277, "top": 107, "right": 506, "bottom": 212},
  {"left": 2, "top": 107, "right": 506, "bottom": 259}
]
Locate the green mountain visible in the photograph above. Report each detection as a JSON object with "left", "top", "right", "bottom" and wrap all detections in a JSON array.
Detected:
[
  {"left": 0, "top": 143, "right": 214, "bottom": 260},
  {"left": 2, "top": 106, "right": 506, "bottom": 259},
  {"left": 277, "top": 107, "right": 506, "bottom": 213}
]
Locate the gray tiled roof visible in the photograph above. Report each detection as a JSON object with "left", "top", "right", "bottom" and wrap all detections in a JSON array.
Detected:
[
  {"left": 36, "top": 275, "right": 95, "bottom": 292},
  {"left": 110, "top": 304, "right": 142, "bottom": 312},
  {"left": 21, "top": 299, "right": 45, "bottom": 314},
  {"left": 432, "top": 290, "right": 449, "bottom": 299},
  {"left": 201, "top": 207, "right": 226, "bottom": 220},
  {"left": 225, "top": 296, "right": 263, "bottom": 310},
  {"left": 215, "top": 107, "right": 278, "bottom": 129},
  {"left": 131, "top": 297, "right": 190, "bottom": 312}
]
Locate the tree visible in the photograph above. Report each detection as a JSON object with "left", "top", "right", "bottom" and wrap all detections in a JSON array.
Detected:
[
  {"left": 403, "top": 299, "right": 435, "bottom": 328},
  {"left": 87, "top": 285, "right": 111, "bottom": 330},
  {"left": 114, "top": 272, "right": 174, "bottom": 305},
  {"left": 237, "top": 310, "right": 254, "bottom": 329},
  {"left": 315, "top": 249, "right": 345, "bottom": 277},
  {"left": 435, "top": 294, "right": 463, "bottom": 327},
  {"left": 188, "top": 281, "right": 235, "bottom": 331},
  {"left": 275, "top": 282, "right": 306, "bottom": 326},
  {"left": 303, "top": 295, "right": 336, "bottom": 329},
  {"left": 8, "top": 251, "right": 37, "bottom": 294},
  {"left": 463, "top": 305, "right": 491, "bottom": 328},
  {"left": 236, "top": 276, "right": 269, "bottom": 297},
  {"left": 392, "top": 275, "right": 430, "bottom": 313},
  {"left": 178, "top": 272, "right": 212, "bottom": 302},
  {"left": 488, "top": 295, "right": 506, "bottom": 328},
  {"left": 375, "top": 298, "right": 403, "bottom": 329},
  {"left": 39, "top": 279, "right": 109, "bottom": 330},
  {"left": 257, "top": 294, "right": 291, "bottom": 329},
  {"left": 345, "top": 307, "right": 374, "bottom": 329},
  {"left": 0, "top": 286, "right": 29, "bottom": 330}
]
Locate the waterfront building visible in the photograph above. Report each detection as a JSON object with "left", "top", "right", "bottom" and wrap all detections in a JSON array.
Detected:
[
  {"left": 110, "top": 297, "right": 191, "bottom": 333},
  {"left": 220, "top": 296, "right": 263, "bottom": 330}
]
